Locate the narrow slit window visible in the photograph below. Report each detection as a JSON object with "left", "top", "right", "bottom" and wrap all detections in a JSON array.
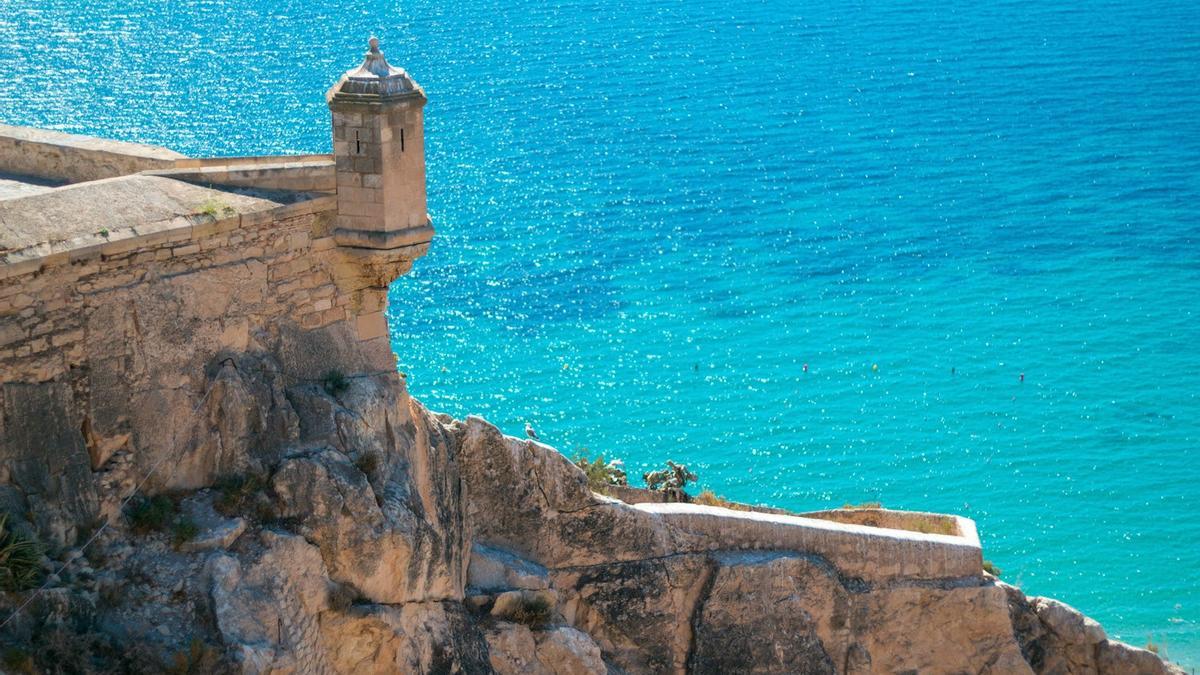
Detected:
[
  {"left": 400, "top": 128, "right": 405, "bottom": 153},
  {"left": 354, "top": 130, "right": 362, "bottom": 155}
]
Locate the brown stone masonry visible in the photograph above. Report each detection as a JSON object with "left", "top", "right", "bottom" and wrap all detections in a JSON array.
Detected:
[{"left": 0, "top": 193, "right": 413, "bottom": 384}]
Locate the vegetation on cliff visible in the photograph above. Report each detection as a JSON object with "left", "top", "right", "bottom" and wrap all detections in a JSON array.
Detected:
[
  {"left": 571, "top": 450, "right": 627, "bottom": 493},
  {"left": 0, "top": 514, "right": 40, "bottom": 591}
]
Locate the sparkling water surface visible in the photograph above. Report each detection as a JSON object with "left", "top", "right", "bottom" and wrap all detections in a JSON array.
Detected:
[{"left": 3, "top": 0, "right": 1198, "bottom": 664}]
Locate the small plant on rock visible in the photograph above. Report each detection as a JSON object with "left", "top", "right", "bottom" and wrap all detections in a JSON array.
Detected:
[
  {"left": 572, "top": 449, "right": 627, "bottom": 493},
  {"left": 194, "top": 198, "right": 236, "bottom": 220},
  {"left": 354, "top": 452, "right": 380, "bottom": 476},
  {"left": 510, "top": 593, "right": 554, "bottom": 629},
  {"left": 214, "top": 473, "right": 265, "bottom": 517},
  {"left": 0, "top": 513, "right": 41, "bottom": 591},
  {"left": 692, "top": 489, "right": 750, "bottom": 512},
  {"left": 322, "top": 369, "right": 350, "bottom": 396},
  {"left": 171, "top": 518, "right": 199, "bottom": 548},
  {"left": 126, "top": 495, "right": 177, "bottom": 534},
  {"left": 644, "top": 461, "right": 697, "bottom": 501},
  {"left": 983, "top": 560, "right": 1002, "bottom": 577}
]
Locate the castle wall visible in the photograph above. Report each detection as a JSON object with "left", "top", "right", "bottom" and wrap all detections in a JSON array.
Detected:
[
  {"left": 0, "top": 194, "right": 398, "bottom": 384},
  {"left": 0, "top": 124, "right": 184, "bottom": 184}
]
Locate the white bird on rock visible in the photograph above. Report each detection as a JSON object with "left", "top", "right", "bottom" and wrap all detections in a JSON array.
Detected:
[{"left": 525, "top": 423, "right": 539, "bottom": 440}]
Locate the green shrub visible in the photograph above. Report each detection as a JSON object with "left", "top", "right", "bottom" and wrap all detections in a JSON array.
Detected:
[
  {"left": 126, "top": 495, "right": 176, "bottom": 534},
  {"left": 214, "top": 474, "right": 265, "bottom": 517},
  {"left": 0, "top": 514, "right": 41, "bottom": 592},
  {"left": 172, "top": 519, "right": 199, "bottom": 548},
  {"left": 510, "top": 594, "right": 554, "bottom": 629},
  {"left": 983, "top": 560, "right": 1002, "bottom": 577},
  {"left": 322, "top": 369, "right": 350, "bottom": 396},
  {"left": 571, "top": 449, "right": 627, "bottom": 493}
]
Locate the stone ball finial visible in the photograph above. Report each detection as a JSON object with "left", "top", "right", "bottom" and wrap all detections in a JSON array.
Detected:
[{"left": 368, "top": 36, "right": 380, "bottom": 52}]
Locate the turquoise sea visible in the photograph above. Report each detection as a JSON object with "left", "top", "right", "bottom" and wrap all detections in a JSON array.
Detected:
[{"left": 3, "top": 0, "right": 1198, "bottom": 665}]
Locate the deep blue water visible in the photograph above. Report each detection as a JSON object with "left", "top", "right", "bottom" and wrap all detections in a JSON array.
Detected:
[{"left": 3, "top": 0, "right": 1199, "bottom": 664}]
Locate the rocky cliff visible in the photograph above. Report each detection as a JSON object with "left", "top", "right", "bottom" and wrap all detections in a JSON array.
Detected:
[{"left": 0, "top": 342, "right": 1185, "bottom": 673}]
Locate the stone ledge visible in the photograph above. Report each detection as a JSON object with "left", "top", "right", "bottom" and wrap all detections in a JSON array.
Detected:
[
  {"left": 634, "top": 502, "right": 983, "bottom": 582},
  {"left": 145, "top": 160, "right": 336, "bottom": 193},
  {"left": 332, "top": 222, "right": 434, "bottom": 250},
  {"left": 0, "top": 124, "right": 184, "bottom": 184}
]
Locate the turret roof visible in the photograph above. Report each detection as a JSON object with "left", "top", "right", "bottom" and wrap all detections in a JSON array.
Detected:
[{"left": 326, "top": 37, "right": 424, "bottom": 105}]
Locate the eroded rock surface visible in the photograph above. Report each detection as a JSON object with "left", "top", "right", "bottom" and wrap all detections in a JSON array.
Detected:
[{"left": 0, "top": 341, "right": 1186, "bottom": 674}]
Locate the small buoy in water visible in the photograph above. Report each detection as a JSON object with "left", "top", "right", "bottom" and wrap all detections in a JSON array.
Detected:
[
  {"left": 562, "top": 363, "right": 570, "bottom": 371},
  {"left": 872, "top": 364, "right": 879, "bottom": 372},
  {"left": 803, "top": 363, "right": 808, "bottom": 373},
  {"left": 1020, "top": 373, "right": 1025, "bottom": 382}
]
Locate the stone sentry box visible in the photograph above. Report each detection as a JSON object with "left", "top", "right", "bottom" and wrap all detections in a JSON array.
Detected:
[{"left": 327, "top": 37, "right": 432, "bottom": 253}]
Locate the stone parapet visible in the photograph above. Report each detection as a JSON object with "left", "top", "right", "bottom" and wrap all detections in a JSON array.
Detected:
[
  {"left": 634, "top": 502, "right": 983, "bottom": 583},
  {"left": 144, "top": 158, "right": 336, "bottom": 193},
  {"left": 0, "top": 124, "right": 184, "bottom": 184}
]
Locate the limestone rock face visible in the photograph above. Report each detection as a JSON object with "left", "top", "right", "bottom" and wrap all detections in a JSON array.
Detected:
[
  {"left": 485, "top": 622, "right": 541, "bottom": 674},
  {"left": 1097, "top": 639, "right": 1185, "bottom": 675},
  {"left": 272, "top": 448, "right": 435, "bottom": 604},
  {"left": 1006, "top": 586, "right": 1186, "bottom": 675},
  {"left": 468, "top": 543, "right": 550, "bottom": 592},
  {"left": 457, "top": 416, "right": 687, "bottom": 568},
  {"left": 0, "top": 381, "right": 98, "bottom": 547},
  {"left": 178, "top": 491, "right": 247, "bottom": 552},
  {"left": 208, "top": 530, "right": 336, "bottom": 673},
  {"left": 535, "top": 626, "right": 607, "bottom": 675},
  {"left": 485, "top": 622, "right": 605, "bottom": 675},
  {"left": 1034, "top": 596, "right": 1108, "bottom": 647},
  {"left": 551, "top": 550, "right": 1030, "bottom": 675},
  {"left": 270, "top": 373, "right": 465, "bottom": 604},
  {"left": 320, "top": 602, "right": 491, "bottom": 674}
]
